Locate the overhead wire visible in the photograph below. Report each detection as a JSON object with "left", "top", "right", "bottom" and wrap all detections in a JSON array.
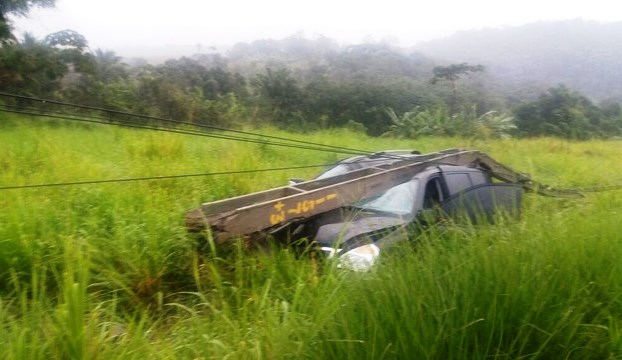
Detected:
[
  {"left": 0, "top": 106, "right": 369, "bottom": 156},
  {"left": 0, "top": 153, "right": 423, "bottom": 191},
  {"left": 0, "top": 92, "right": 423, "bottom": 191},
  {"left": 0, "top": 92, "right": 401, "bottom": 158},
  {"left": 0, "top": 164, "right": 332, "bottom": 190},
  {"left": 572, "top": 184, "right": 622, "bottom": 193},
  {"left": 2, "top": 102, "right": 621, "bottom": 194}
]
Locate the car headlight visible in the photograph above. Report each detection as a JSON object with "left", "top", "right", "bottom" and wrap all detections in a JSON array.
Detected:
[
  {"left": 338, "top": 244, "right": 380, "bottom": 272},
  {"left": 319, "top": 246, "right": 341, "bottom": 259}
]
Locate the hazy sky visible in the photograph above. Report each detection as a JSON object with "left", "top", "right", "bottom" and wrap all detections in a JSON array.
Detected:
[{"left": 11, "top": 0, "right": 622, "bottom": 51}]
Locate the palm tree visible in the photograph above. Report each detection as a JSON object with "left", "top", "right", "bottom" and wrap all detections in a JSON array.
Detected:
[{"left": 475, "top": 111, "right": 517, "bottom": 139}]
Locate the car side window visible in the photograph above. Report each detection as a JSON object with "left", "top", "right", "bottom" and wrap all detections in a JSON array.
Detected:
[
  {"left": 423, "top": 177, "right": 443, "bottom": 208},
  {"left": 468, "top": 171, "right": 488, "bottom": 186},
  {"left": 444, "top": 173, "right": 472, "bottom": 195}
]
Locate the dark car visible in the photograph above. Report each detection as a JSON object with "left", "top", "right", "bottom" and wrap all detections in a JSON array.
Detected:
[{"left": 279, "top": 152, "right": 523, "bottom": 270}]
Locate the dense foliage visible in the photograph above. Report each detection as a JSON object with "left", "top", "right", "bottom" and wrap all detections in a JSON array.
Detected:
[
  {"left": 1, "top": 29, "right": 622, "bottom": 139},
  {"left": 514, "top": 85, "right": 622, "bottom": 139}
]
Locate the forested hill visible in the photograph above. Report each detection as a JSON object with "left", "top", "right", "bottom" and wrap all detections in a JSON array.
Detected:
[
  {"left": 3, "top": 18, "right": 622, "bottom": 139},
  {"left": 416, "top": 19, "right": 622, "bottom": 101}
]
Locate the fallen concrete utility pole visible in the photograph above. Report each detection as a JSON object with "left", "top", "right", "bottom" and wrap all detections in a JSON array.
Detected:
[{"left": 186, "top": 148, "right": 580, "bottom": 242}]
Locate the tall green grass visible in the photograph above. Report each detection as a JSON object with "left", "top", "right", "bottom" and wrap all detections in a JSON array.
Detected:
[{"left": 1, "top": 114, "right": 622, "bottom": 358}]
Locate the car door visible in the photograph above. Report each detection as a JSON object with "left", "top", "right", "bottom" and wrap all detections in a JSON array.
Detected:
[{"left": 440, "top": 182, "right": 523, "bottom": 222}]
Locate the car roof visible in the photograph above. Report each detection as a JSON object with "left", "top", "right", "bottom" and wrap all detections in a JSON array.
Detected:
[{"left": 316, "top": 150, "right": 422, "bottom": 178}]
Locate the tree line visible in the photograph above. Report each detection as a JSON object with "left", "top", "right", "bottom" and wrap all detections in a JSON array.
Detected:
[{"left": 1, "top": 2, "right": 621, "bottom": 139}]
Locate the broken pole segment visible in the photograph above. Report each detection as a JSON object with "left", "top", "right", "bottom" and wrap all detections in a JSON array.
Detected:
[{"left": 186, "top": 148, "right": 580, "bottom": 243}]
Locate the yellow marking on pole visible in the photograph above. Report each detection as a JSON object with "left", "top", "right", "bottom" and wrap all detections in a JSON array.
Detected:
[{"left": 269, "top": 193, "right": 339, "bottom": 225}]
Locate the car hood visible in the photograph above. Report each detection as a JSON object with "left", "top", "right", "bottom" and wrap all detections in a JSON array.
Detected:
[{"left": 313, "top": 213, "right": 407, "bottom": 247}]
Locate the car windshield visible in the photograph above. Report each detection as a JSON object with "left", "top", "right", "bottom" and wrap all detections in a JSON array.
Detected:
[{"left": 355, "top": 180, "right": 418, "bottom": 216}]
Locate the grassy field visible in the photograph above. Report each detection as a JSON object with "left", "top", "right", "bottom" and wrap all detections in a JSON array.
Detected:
[{"left": 1, "top": 114, "right": 622, "bottom": 359}]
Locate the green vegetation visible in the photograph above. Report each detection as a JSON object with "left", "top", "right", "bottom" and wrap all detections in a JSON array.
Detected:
[
  {"left": 0, "top": 0, "right": 55, "bottom": 41},
  {"left": 1, "top": 115, "right": 622, "bottom": 359},
  {"left": 3, "top": 24, "right": 622, "bottom": 140},
  {"left": 2, "top": 7, "right": 622, "bottom": 356},
  {"left": 514, "top": 85, "right": 622, "bottom": 139}
]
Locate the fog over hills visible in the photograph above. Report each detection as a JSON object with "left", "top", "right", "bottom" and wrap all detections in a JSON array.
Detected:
[
  {"left": 110, "top": 19, "right": 622, "bottom": 103},
  {"left": 415, "top": 19, "right": 622, "bottom": 101}
]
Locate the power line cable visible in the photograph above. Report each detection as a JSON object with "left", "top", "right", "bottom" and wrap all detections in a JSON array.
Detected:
[
  {"left": 0, "top": 102, "right": 409, "bottom": 158},
  {"left": 0, "top": 92, "right": 391, "bottom": 157},
  {"left": 3, "top": 94, "right": 622, "bottom": 195},
  {"left": 0, "top": 106, "right": 369, "bottom": 156},
  {"left": 0, "top": 155, "right": 430, "bottom": 191},
  {"left": 572, "top": 184, "right": 622, "bottom": 193},
  {"left": 0, "top": 164, "right": 331, "bottom": 190}
]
